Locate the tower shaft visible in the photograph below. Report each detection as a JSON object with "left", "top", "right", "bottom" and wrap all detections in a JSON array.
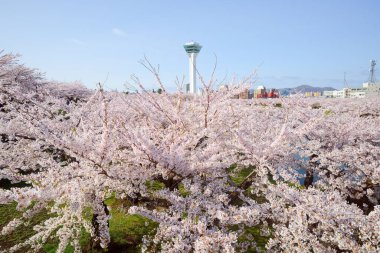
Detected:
[{"left": 188, "top": 53, "right": 197, "bottom": 94}]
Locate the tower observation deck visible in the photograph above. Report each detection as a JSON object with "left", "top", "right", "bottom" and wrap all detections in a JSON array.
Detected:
[{"left": 184, "top": 42, "right": 202, "bottom": 54}]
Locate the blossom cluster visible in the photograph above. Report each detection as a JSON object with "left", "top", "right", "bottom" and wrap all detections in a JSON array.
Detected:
[{"left": 1, "top": 52, "right": 379, "bottom": 252}]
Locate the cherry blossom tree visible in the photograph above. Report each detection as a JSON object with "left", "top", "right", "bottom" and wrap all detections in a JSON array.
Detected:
[{"left": 1, "top": 51, "right": 379, "bottom": 252}]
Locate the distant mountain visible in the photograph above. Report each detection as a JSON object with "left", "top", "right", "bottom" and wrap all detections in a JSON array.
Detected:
[{"left": 278, "top": 85, "right": 336, "bottom": 96}]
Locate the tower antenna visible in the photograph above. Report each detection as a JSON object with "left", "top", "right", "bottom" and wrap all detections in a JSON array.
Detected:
[
  {"left": 369, "top": 60, "right": 376, "bottom": 83},
  {"left": 344, "top": 72, "right": 350, "bottom": 88}
]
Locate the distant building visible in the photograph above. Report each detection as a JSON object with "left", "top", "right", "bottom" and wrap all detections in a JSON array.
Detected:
[
  {"left": 324, "top": 84, "right": 380, "bottom": 98},
  {"left": 219, "top": 84, "right": 229, "bottom": 90},
  {"left": 221, "top": 84, "right": 278, "bottom": 99},
  {"left": 349, "top": 88, "right": 366, "bottom": 98},
  {"left": 219, "top": 85, "right": 254, "bottom": 99},
  {"left": 305, "top": 92, "right": 313, "bottom": 97},
  {"left": 238, "top": 88, "right": 249, "bottom": 99},
  {"left": 362, "top": 82, "right": 380, "bottom": 95},
  {"left": 253, "top": 86, "right": 279, "bottom": 98},
  {"left": 304, "top": 91, "right": 322, "bottom": 97},
  {"left": 254, "top": 85, "right": 267, "bottom": 98},
  {"left": 267, "top": 89, "right": 279, "bottom": 98},
  {"left": 324, "top": 88, "right": 350, "bottom": 98}
]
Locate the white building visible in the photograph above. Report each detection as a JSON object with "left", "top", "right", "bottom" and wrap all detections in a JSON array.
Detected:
[
  {"left": 349, "top": 89, "right": 366, "bottom": 98},
  {"left": 324, "top": 83, "right": 380, "bottom": 98},
  {"left": 324, "top": 88, "right": 349, "bottom": 98},
  {"left": 363, "top": 82, "right": 380, "bottom": 95}
]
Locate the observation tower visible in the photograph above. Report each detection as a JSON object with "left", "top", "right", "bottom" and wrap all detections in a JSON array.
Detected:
[{"left": 184, "top": 41, "right": 202, "bottom": 94}]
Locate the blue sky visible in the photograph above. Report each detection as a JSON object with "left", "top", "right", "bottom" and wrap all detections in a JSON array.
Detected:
[{"left": 1, "top": 0, "right": 379, "bottom": 91}]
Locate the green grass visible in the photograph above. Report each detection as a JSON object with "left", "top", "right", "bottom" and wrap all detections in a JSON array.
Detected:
[
  {"left": 105, "top": 195, "right": 159, "bottom": 252},
  {"left": 229, "top": 224, "right": 272, "bottom": 253},
  {"left": 324, "top": 109, "right": 333, "bottom": 116},
  {"left": 0, "top": 195, "right": 158, "bottom": 253},
  {"left": 229, "top": 165, "right": 255, "bottom": 185},
  {"left": 109, "top": 213, "right": 157, "bottom": 247},
  {"left": 178, "top": 183, "right": 190, "bottom": 197},
  {"left": 226, "top": 165, "right": 273, "bottom": 252},
  {"left": 0, "top": 202, "right": 52, "bottom": 253},
  {"left": 145, "top": 180, "right": 165, "bottom": 192},
  {"left": 42, "top": 229, "right": 92, "bottom": 253},
  {"left": 241, "top": 226, "right": 272, "bottom": 252}
]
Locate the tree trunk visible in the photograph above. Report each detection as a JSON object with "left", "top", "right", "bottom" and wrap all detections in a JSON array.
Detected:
[
  {"left": 304, "top": 169, "right": 314, "bottom": 189},
  {"left": 91, "top": 201, "right": 109, "bottom": 251}
]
